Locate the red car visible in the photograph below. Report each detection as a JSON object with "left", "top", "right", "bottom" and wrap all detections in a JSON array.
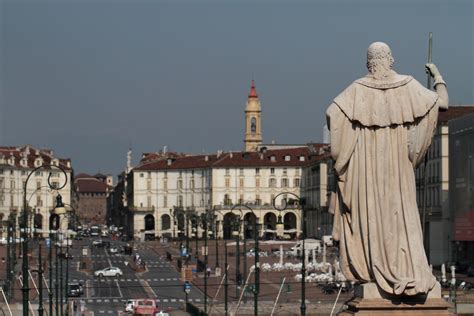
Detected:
[{"left": 134, "top": 299, "right": 157, "bottom": 315}]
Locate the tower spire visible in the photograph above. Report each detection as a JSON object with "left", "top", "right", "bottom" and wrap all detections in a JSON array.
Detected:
[
  {"left": 249, "top": 79, "right": 258, "bottom": 98},
  {"left": 244, "top": 79, "right": 262, "bottom": 151}
]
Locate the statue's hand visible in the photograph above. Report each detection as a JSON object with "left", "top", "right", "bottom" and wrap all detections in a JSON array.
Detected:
[{"left": 425, "top": 63, "right": 441, "bottom": 78}]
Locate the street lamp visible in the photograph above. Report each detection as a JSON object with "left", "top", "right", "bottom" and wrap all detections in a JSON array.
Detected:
[
  {"left": 272, "top": 192, "right": 306, "bottom": 316},
  {"left": 214, "top": 210, "right": 228, "bottom": 316},
  {"left": 230, "top": 211, "right": 242, "bottom": 299},
  {"left": 200, "top": 209, "right": 214, "bottom": 314},
  {"left": 230, "top": 204, "right": 261, "bottom": 316},
  {"left": 22, "top": 165, "right": 67, "bottom": 316}
]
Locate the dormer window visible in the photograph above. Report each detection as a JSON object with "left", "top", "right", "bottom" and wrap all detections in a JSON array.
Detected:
[
  {"left": 270, "top": 155, "right": 276, "bottom": 162},
  {"left": 284, "top": 155, "right": 291, "bottom": 161},
  {"left": 34, "top": 158, "right": 42, "bottom": 167},
  {"left": 299, "top": 156, "right": 305, "bottom": 162},
  {"left": 52, "top": 159, "right": 59, "bottom": 166}
]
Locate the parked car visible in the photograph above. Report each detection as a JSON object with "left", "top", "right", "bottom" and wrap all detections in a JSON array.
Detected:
[
  {"left": 124, "top": 299, "right": 136, "bottom": 313},
  {"left": 134, "top": 299, "right": 157, "bottom": 315},
  {"left": 109, "top": 247, "right": 119, "bottom": 254},
  {"left": 94, "top": 267, "right": 123, "bottom": 277},
  {"left": 67, "top": 283, "right": 83, "bottom": 297},
  {"left": 58, "top": 252, "right": 73, "bottom": 260},
  {"left": 92, "top": 240, "right": 104, "bottom": 247}
]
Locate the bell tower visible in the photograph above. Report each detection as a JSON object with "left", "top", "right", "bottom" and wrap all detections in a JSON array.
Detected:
[{"left": 244, "top": 80, "right": 262, "bottom": 152}]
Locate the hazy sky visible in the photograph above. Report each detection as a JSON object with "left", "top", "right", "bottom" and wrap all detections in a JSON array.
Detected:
[{"left": 1, "top": 0, "right": 473, "bottom": 176}]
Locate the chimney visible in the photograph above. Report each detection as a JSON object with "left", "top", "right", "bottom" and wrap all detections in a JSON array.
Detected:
[
  {"left": 205, "top": 155, "right": 209, "bottom": 162},
  {"left": 229, "top": 152, "right": 233, "bottom": 158}
]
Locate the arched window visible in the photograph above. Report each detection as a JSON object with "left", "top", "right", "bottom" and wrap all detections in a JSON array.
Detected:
[
  {"left": 251, "top": 117, "right": 257, "bottom": 134},
  {"left": 161, "top": 214, "right": 171, "bottom": 231}
]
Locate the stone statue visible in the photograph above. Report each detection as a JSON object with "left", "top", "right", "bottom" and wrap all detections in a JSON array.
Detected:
[{"left": 327, "top": 42, "right": 448, "bottom": 296}]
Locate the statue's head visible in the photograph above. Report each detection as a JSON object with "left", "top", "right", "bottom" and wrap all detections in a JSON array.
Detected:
[{"left": 366, "top": 42, "right": 394, "bottom": 78}]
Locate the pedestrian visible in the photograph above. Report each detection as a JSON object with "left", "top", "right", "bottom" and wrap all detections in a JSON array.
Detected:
[
  {"left": 207, "top": 267, "right": 211, "bottom": 278},
  {"left": 80, "top": 299, "right": 85, "bottom": 316}
]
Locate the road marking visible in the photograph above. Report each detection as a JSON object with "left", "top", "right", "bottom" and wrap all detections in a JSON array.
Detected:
[
  {"left": 99, "top": 311, "right": 104, "bottom": 314},
  {"left": 97, "top": 299, "right": 102, "bottom": 303},
  {"left": 104, "top": 247, "right": 123, "bottom": 298},
  {"left": 104, "top": 299, "right": 109, "bottom": 303},
  {"left": 171, "top": 299, "right": 176, "bottom": 302},
  {"left": 163, "top": 299, "right": 168, "bottom": 302},
  {"left": 113, "top": 299, "right": 118, "bottom": 303}
]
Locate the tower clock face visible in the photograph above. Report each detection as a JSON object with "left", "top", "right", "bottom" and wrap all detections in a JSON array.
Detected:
[{"left": 251, "top": 117, "right": 257, "bottom": 134}]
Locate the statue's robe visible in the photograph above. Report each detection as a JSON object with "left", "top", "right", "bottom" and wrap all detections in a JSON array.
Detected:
[{"left": 327, "top": 73, "right": 439, "bottom": 296}]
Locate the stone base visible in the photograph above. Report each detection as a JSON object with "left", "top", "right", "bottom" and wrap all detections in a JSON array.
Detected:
[{"left": 338, "top": 283, "right": 453, "bottom": 315}]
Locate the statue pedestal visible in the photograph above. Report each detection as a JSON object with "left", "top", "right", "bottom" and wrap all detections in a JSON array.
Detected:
[{"left": 339, "top": 282, "right": 453, "bottom": 315}]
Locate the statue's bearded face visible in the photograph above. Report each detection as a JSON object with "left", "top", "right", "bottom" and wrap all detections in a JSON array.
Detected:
[{"left": 366, "top": 42, "right": 394, "bottom": 77}]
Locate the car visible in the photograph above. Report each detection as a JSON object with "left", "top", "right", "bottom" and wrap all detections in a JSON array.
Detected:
[
  {"left": 134, "top": 299, "right": 157, "bottom": 315},
  {"left": 58, "top": 252, "right": 73, "bottom": 260},
  {"left": 124, "top": 299, "right": 136, "bottom": 313},
  {"left": 109, "top": 247, "right": 119, "bottom": 254},
  {"left": 67, "top": 283, "right": 82, "bottom": 297},
  {"left": 94, "top": 267, "right": 123, "bottom": 277},
  {"left": 92, "top": 240, "right": 104, "bottom": 247}
]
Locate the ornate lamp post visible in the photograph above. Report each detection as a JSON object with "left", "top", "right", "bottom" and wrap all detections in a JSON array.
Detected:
[
  {"left": 230, "top": 204, "right": 260, "bottom": 316},
  {"left": 215, "top": 210, "right": 228, "bottom": 315},
  {"left": 230, "top": 211, "right": 242, "bottom": 299},
  {"left": 272, "top": 192, "right": 306, "bottom": 316},
  {"left": 214, "top": 216, "right": 219, "bottom": 268},
  {"left": 22, "top": 165, "right": 67, "bottom": 316}
]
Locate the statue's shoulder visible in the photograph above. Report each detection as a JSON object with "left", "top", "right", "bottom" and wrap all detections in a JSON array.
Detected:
[
  {"left": 332, "top": 74, "right": 438, "bottom": 127},
  {"left": 354, "top": 73, "right": 412, "bottom": 89}
]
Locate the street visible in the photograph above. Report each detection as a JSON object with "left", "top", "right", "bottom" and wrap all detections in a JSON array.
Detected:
[{"left": 31, "top": 236, "right": 199, "bottom": 315}]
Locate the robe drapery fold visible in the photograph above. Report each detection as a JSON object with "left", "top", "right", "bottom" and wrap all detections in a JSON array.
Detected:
[{"left": 327, "top": 74, "right": 439, "bottom": 296}]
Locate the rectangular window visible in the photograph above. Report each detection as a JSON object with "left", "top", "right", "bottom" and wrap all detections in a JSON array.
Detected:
[
  {"left": 178, "top": 195, "right": 183, "bottom": 207},
  {"left": 147, "top": 196, "right": 152, "bottom": 207},
  {"left": 255, "top": 179, "right": 260, "bottom": 188},
  {"left": 255, "top": 195, "right": 261, "bottom": 206},
  {"left": 191, "top": 195, "right": 195, "bottom": 207},
  {"left": 239, "top": 194, "right": 244, "bottom": 204},
  {"left": 255, "top": 168, "right": 260, "bottom": 175},
  {"left": 10, "top": 195, "right": 14, "bottom": 206},
  {"left": 163, "top": 180, "right": 168, "bottom": 189},
  {"left": 147, "top": 180, "right": 151, "bottom": 190},
  {"left": 140, "top": 173, "right": 144, "bottom": 178},
  {"left": 270, "top": 168, "right": 275, "bottom": 174},
  {"left": 10, "top": 181, "right": 15, "bottom": 189},
  {"left": 239, "top": 178, "right": 244, "bottom": 188},
  {"left": 163, "top": 196, "right": 168, "bottom": 207},
  {"left": 283, "top": 168, "right": 287, "bottom": 175},
  {"left": 225, "top": 168, "right": 230, "bottom": 175},
  {"left": 36, "top": 196, "right": 42, "bottom": 207},
  {"left": 147, "top": 171, "right": 151, "bottom": 178},
  {"left": 0, "top": 179, "right": 3, "bottom": 188},
  {"left": 178, "top": 180, "right": 183, "bottom": 189},
  {"left": 225, "top": 178, "right": 230, "bottom": 188},
  {"left": 164, "top": 171, "right": 168, "bottom": 178},
  {"left": 239, "top": 168, "right": 244, "bottom": 175},
  {"left": 281, "top": 178, "right": 288, "bottom": 188},
  {"left": 294, "top": 178, "right": 300, "bottom": 187},
  {"left": 190, "top": 179, "right": 195, "bottom": 189},
  {"left": 269, "top": 178, "right": 276, "bottom": 188}
]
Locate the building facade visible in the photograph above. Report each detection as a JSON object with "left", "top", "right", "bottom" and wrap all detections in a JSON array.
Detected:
[
  {"left": 0, "top": 145, "right": 73, "bottom": 235},
  {"left": 449, "top": 112, "right": 474, "bottom": 262},
  {"left": 415, "top": 106, "right": 474, "bottom": 265},
  {"left": 74, "top": 173, "right": 112, "bottom": 225},
  {"left": 108, "top": 145, "right": 331, "bottom": 240}
]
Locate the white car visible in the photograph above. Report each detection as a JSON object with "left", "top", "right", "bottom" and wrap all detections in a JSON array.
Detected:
[
  {"left": 109, "top": 247, "right": 118, "bottom": 254},
  {"left": 94, "top": 267, "right": 123, "bottom": 277},
  {"left": 124, "top": 299, "right": 135, "bottom": 313}
]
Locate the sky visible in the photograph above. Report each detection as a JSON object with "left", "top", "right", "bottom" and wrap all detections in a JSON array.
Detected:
[{"left": 0, "top": 0, "right": 473, "bottom": 176}]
